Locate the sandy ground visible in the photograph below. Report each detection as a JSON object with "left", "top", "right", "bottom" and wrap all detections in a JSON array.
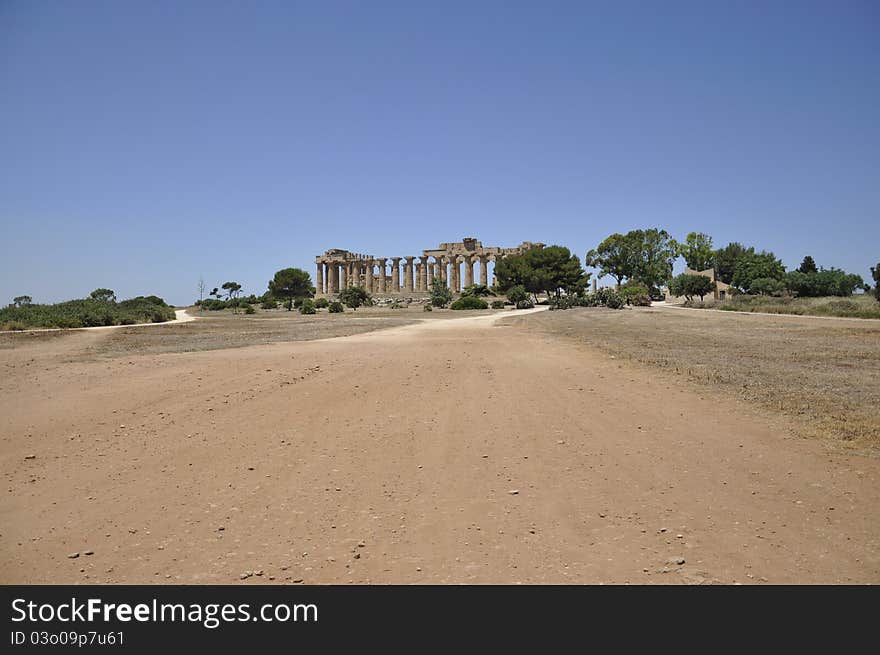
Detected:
[{"left": 1, "top": 309, "right": 878, "bottom": 584}]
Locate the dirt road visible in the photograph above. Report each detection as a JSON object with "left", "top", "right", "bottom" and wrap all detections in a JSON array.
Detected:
[{"left": 1, "top": 311, "right": 878, "bottom": 584}]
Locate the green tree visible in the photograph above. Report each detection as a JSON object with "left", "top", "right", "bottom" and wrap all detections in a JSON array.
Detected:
[
  {"left": 339, "top": 286, "right": 370, "bottom": 310},
  {"left": 585, "top": 233, "right": 635, "bottom": 286},
  {"left": 461, "top": 284, "right": 494, "bottom": 297},
  {"left": 90, "top": 288, "right": 116, "bottom": 303},
  {"left": 714, "top": 242, "right": 753, "bottom": 285},
  {"left": 493, "top": 255, "right": 536, "bottom": 291},
  {"left": 786, "top": 268, "right": 863, "bottom": 297},
  {"left": 731, "top": 251, "right": 785, "bottom": 292},
  {"left": 268, "top": 268, "right": 314, "bottom": 311},
  {"left": 872, "top": 263, "right": 880, "bottom": 302},
  {"left": 749, "top": 277, "right": 786, "bottom": 296},
  {"left": 12, "top": 295, "right": 32, "bottom": 307},
  {"left": 496, "top": 246, "right": 588, "bottom": 300},
  {"left": 678, "top": 232, "right": 715, "bottom": 271},
  {"left": 524, "top": 246, "right": 589, "bottom": 298},
  {"left": 797, "top": 256, "right": 818, "bottom": 274},
  {"left": 430, "top": 277, "right": 453, "bottom": 307},
  {"left": 221, "top": 281, "right": 241, "bottom": 302},
  {"left": 668, "top": 273, "right": 715, "bottom": 302},
  {"left": 221, "top": 281, "right": 242, "bottom": 314},
  {"left": 627, "top": 229, "right": 679, "bottom": 293}
]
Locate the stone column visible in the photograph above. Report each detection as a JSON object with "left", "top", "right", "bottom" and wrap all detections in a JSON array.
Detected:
[
  {"left": 421, "top": 259, "right": 429, "bottom": 291},
  {"left": 316, "top": 262, "right": 324, "bottom": 295},
  {"left": 479, "top": 257, "right": 488, "bottom": 287},
  {"left": 439, "top": 258, "right": 447, "bottom": 286},
  {"left": 328, "top": 264, "right": 337, "bottom": 295},
  {"left": 340, "top": 264, "right": 347, "bottom": 290},
  {"left": 450, "top": 258, "right": 459, "bottom": 292},
  {"left": 377, "top": 259, "right": 386, "bottom": 293},
  {"left": 464, "top": 256, "right": 474, "bottom": 288},
  {"left": 404, "top": 257, "right": 414, "bottom": 293},
  {"left": 366, "top": 262, "right": 374, "bottom": 293},
  {"left": 391, "top": 258, "right": 401, "bottom": 293}
]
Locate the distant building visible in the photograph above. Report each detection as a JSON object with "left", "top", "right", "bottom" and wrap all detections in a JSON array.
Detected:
[{"left": 665, "top": 267, "right": 730, "bottom": 303}]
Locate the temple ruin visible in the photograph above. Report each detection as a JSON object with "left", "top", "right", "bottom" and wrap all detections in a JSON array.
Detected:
[{"left": 315, "top": 237, "right": 544, "bottom": 296}]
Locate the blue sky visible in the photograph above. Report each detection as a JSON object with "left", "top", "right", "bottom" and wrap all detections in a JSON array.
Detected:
[{"left": 2, "top": 1, "right": 878, "bottom": 305}]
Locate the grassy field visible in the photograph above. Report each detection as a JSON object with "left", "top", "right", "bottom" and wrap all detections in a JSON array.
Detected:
[
  {"left": 711, "top": 294, "right": 880, "bottom": 319},
  {"left": 503, "top": 306, "right": 880, "bottom": 450}
]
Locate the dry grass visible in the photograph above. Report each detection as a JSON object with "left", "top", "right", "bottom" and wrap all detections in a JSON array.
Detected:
[
  {"left": 0, "top": 305, "right": 497, "bottom": 361},
  {"left": 503, "top": 306, "right": 880, "bottom": 450},
  {"left": 714, "top": 293, "right": 880, "bottom": 319}
]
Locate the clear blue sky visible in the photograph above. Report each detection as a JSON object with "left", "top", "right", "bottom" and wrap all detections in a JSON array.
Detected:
[{"left": 2, "top": 1, "right": 878, "bottom": 305}]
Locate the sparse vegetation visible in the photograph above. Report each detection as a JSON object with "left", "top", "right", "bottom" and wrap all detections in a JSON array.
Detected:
[
  {"left": 328, "top": 301, "right": 344, "bottom": 313},
  {"left": 315, "top": 297, "right": 329, "bottom": 309},
  {"left": 299, "top": 298, "right": 316, "bottom": 315},
  {"left": 491, "top": 300, "right": 506, "bottom": 309}
]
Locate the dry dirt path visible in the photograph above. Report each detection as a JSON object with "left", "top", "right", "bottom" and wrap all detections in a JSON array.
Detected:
[{"left": 1, "top": 311, "right": 878, "bottom": 584}]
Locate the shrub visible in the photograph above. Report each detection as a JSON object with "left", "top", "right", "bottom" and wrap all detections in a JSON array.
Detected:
[
  {"left": 515, "top": 299, "right": 534, "bottom": 309},
  {"left": 451, "top": 296, "right": 489, "bottom": 310},
  {"left": 299, "top": 299, "right": 316, "bottom": 314},
  {"left": 506, "top": 285, "right": 528, "bottom": 304},
  {"left": 0, "top": 294, "right": 174, "bottom": 329},
  {"left": 244, "top": 305, "right": 256, "bottom": 314},
  {"left": 423, "top": 304, "right": 433, "bottom": 312},
  {"left": 430, "top": 277, "right": 452, "bottom": 307},
  {"left": 577, "top": 288, "right": 625, "bottom": 309},
  {"left": 339, "top": 286, "right": 371, "bottom": 309},
  {"left": 314, "top": 297, "right": 329, "bottom": 309},
  {"left": 604, "top": 292, "right": 624, "bottom": 309},
  {"left": 328, "top": 301, "right": 344, "bottom": 313},
  {"left": 261, "top": 299, "right": 278, "bottom": 309},
  {"left": 490, "top": 300, "right": 506, "bottom": 309},
  {"left": 620, "top": 283, "right": 652, "bottom": 306}
]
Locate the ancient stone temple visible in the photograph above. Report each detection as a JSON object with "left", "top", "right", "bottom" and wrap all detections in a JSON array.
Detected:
[{"left": 315, "top": 238, "right": 544, "bottom": 296}]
